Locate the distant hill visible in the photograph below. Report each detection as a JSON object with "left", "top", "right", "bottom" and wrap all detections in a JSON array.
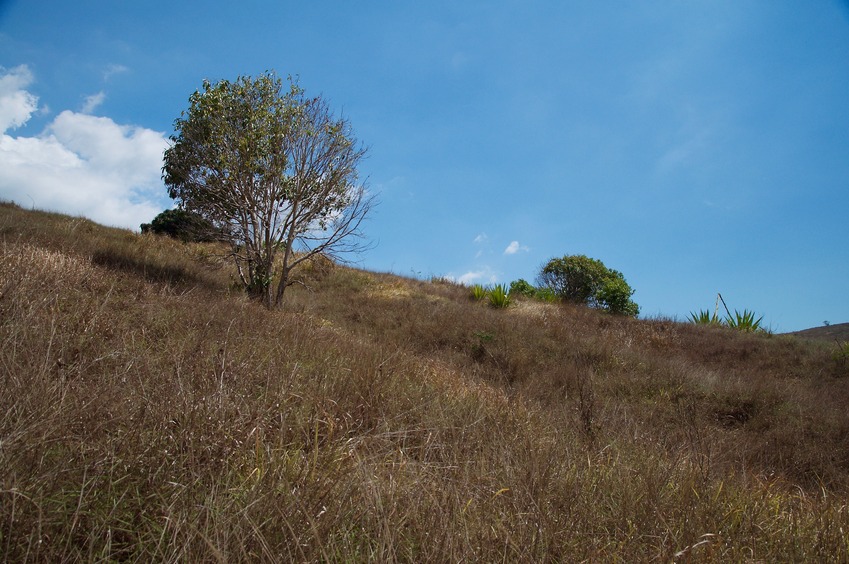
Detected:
[{"left": 788, "top": 322, "right": 849, "bottom": 342}]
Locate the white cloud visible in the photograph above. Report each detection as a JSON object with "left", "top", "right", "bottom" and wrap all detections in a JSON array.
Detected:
[
  {"left": 504, "top": 240, "right": 529, "bottom": 255},
  {"left": 0, "top": 65, "right": 39, "bottom": 131},
  {"left": 0, "top": 66, "right": 168, "bottom": 230},
  {"left": 103, "top": 64, "right": 129, "bottom": 81},
  {"left": 451, "top": 267, "right": 498, "bottom": 286},
  {"left": 457, "top": 270, "right": 486, "bottom": 285},
  {"left": 81, "top": 91, "right": 106, "bottom": 114},
  {"left": 473, "top": 232, "right": 488, "bottom": 244}
]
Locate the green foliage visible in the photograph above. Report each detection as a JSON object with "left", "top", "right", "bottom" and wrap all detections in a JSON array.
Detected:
[
  {"left": 688, "top": 309, "right": 723, "bottom": 325},
  {"left": 473, "top": 330, "right": 495, "bottom": 342},
  {"left": 162, "top": 71, "right": 371, "bottom": 308},
  {"left": 596, "top": 276, "right": 640, "bottom": 317},
  {"left": 471, "top": 284, "right": 488, "bottom": 301},
  {"left": 725, "top": 309, "right": 765, "bottom": 333},
  {"left": 509, "top": 279, "right": 558, "bottom": 303},
  {"left": 537, "top": 254, "right": 639, "bottom": 316},
  {"left": 509, "top": 278, "right": 537, "bottom": 298},
  {"left": 140, "top": 208, "right": 218, "bottom": 243},
  {"left": 487, "top": 283, "right": 511, "bottom": 308},
  {"left": 690, "top": 306, "right": 766, "bottom": 333},
  {"left": 534, "top": 287, "right": 558, "bottom": 303}
]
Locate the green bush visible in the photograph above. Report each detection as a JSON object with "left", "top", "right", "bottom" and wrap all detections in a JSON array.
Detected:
[
  {"left": 509, "top": 278, "right": 537, "bottom": 298},
  {"left": 596, "top": 277, "right": 640, "bottom": 317},
  {"left": 537, "top": 254, "right": 639, "bottom": 316},
  {"left": 534, "top": 287, "right": 558, "bottom": 303},
  {"left": 141, "top": 208, "right": 219, "bottom": 243}
]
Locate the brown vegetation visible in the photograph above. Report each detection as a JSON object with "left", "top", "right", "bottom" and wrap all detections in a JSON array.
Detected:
[{"left": 2, "top": 201, "right": 849, "bottom": 561}]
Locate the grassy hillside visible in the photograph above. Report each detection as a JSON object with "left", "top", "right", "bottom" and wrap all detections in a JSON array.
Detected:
[
  {"left": 2, "top": 201, "right": 848, "bottom": 561},
  {"left": 789, "top": 322, "right": 849, "bottom": 343}
]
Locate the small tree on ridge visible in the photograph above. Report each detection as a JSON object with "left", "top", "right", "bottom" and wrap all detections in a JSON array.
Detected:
[{"left": 163, "top": 72, "right": 373, "bottom": 307}]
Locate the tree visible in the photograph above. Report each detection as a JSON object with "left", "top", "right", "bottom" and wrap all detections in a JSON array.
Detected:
[
  {"left": 140, "top": 208, "right": 218, "bottom": 242},
  {"left": 536, "top": 254, "right": 639, "bottom": 316},
  {"left": 162, "top": 72, "right": 373, "bottom": 307}
]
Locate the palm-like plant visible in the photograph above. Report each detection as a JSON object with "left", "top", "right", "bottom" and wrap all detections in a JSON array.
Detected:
[
  {"left": 688, "top": 309, "right": 723, "bottom": 325},
  {"left": 726, "top": 309, "right": 764, "bottom": 333},
  {"left": 487, "top": 284, "right": 511, "bottom": 308},
  {"left": 470, "top": 284, "right": 487, "bottom": 301}
]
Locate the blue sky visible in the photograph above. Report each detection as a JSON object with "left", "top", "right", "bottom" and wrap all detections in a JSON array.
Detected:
[{"left": 1, "top": 1, "right": 848, "bottom": 331}]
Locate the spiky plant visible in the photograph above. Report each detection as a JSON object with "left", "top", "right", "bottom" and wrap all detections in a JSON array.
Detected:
[
  {"left": 471, "top": 284, "right": 487, "bottom": 301},
  {"left": 487, "top": 283, "right": 511, "bottom": 308},
  {"left": 688, "top": 309, "right": 723, "bottom": 325},
  {"left": 726, "top": 309, "right": 764, "bottom": 333}
]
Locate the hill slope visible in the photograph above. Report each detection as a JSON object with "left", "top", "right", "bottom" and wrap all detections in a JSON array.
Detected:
[
  {"left": 2, "top": 202, "right": 848, "bottom": 561},
  {"left": 789, "top": 322, "right": 849, "bottom": 342}
]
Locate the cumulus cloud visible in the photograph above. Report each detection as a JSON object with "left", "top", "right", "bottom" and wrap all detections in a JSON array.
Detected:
[
  {"left": 457, "top": 271, "right": 487, "bottom": 285},
  {"left": 504, "top": 240, "right": 529, "bottom": 255},
  {"left": 0, "top": 66, "right": 168, "bottom": 229},
  {"left": 451, "top": 267, "right": 498, "bottom": 286}
]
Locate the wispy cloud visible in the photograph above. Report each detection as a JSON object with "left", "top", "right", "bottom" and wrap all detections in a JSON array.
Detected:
[
  {"left": 473, "top": 232, "right": 488, "bottom": 244},
  {"left": 504, "top": 240, "right": 529, "bottom": 255},
  {"left": 103, "top": 64, "right": 129, "bottom": 81},
  {"left": 0, "top": 66, "right": 168, "bottom": 229},
  {"left": 81, "top": 91, "right": 105, "bottom": 114}
]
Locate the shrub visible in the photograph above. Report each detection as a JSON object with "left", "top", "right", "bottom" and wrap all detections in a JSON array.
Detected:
[
  {"left": 535, "top": 287, "right": 558, "bottom": 303},
  {"left": 140, "top": 208, "right": 219, "bottom": 243},
  {"left": 537, "top": 254, "right": 639, "bottom": 316},
  {"left": 596, "top": 276, "right": 640, "bottom": 317},
  {"left": 509, "top": 278, "right": 537, "bottom": 298}
]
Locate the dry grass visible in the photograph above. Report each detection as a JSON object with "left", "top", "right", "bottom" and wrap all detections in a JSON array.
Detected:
[{"left": 2, "top": 201, "right": 849, "bottom": 561}]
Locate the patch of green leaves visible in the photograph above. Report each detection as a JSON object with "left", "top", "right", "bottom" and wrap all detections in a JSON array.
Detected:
[
  {"left": 725, "top": 309, "right": 765, "bottom": 333},
  {"left": 689, "top": 306, "right": 766, "bottom": 333},
  {"left": 470, "top": 284, "right": 488, "bottom": 301},
  {"left": 509, "top": 279, "right": 537, "bottom": 298},
  {"left": 487, "top": 283, "right": 511, "bottom": 308},
  {"left": 688, "top": 309, "right": 723, "bottom": 325}
]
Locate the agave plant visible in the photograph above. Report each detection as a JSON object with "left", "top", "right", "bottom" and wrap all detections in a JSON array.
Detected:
[
  {"left": 487, "top": 283, "right": 511, "bottom": 308},
  {"left": 470, "top": 284, "right": 487, "bottom": 301},
  {"left": 725, "top": 309, "right": 764, "bottom": 333},
  {"left": 688, "top": 309, "right": 723, "bottom": 325}
]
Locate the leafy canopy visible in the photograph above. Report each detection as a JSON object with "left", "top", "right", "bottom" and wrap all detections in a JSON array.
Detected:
[
  {"left": 162, "top": 71, "right": 372, "bottom": 307},
  {"left": 537, "top": 254, "right": 639, "bottom": 316}
]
